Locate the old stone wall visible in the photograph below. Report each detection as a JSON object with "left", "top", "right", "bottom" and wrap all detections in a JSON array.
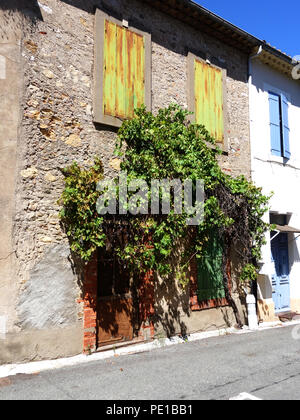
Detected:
[{"left": 0, "top": 0, "right": 251, "bottom": 363}]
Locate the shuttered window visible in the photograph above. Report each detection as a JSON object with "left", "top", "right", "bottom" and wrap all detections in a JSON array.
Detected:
[
  {"left": 194, "top": 60, "right": 224, "bottom": 144},
  {"left": 103, "top": 20, "right": 145, "bottom": 120},
  {"left": 188, "top": 53, "right": 227, "bottom": 151},
  {"left": 94, "top": 10, "right": 151, "bottom": 127},
  {"left": 281, "top": 94, "right": 291, "bottom": 159},
  {"left": 269, "top": 92, "right": 282, "bottom": 156},
  {"left": 190, "top": 233, "right": 228, "bottom": 311},
  {"left": 269, "top": 91, "right": 291, "bottom": 159},
  {"left": 196, "top": 233, "right": 226, "bottom": 302}
]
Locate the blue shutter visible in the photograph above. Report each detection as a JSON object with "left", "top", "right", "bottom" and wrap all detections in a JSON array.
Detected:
[
  {"left": 269, "top": 92, "right": 282, "bottom": 157},
  {"left": 281, "top": 94, "right": 291, "bottom": 159}
]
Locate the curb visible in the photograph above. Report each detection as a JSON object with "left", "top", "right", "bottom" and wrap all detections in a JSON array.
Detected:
[{"left": 1, "top": 320, "right": 300, "bottom": 379}]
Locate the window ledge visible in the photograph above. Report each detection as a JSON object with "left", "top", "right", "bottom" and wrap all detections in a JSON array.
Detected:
[
  {"left": 190, "top": 296, "right": 228, "bottom": 311},
  {"left": 254, "top": 154, "right": 292, "bottom": 166},
  {"left": 269, "top": 155, "right": 285, "bottom": 164}
]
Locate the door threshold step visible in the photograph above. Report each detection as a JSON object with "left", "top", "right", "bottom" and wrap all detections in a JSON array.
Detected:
[
  {"left": 96, "top": 338, "right": 148, "bottom": 353},
  {"left": 277, "top": 312, "right": 300, "bottom": 322}
]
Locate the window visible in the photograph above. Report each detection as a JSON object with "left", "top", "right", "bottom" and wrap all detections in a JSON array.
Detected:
[
  {"left": 269, "top": 92, "right": 291, "bottom": 159},
  {"left": 94, "top": 10, "right": 151, "bottom": 127},
  {"left": 188, "top": 53, "right": 228, "bottom": 151},
  {"left": 97, "top": 247, "right": 130, "bottom": 298}
]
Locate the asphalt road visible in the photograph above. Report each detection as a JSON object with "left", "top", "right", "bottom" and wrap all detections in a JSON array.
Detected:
[{"left": 1, "top": 325, "right": 300, "bottom": 400}]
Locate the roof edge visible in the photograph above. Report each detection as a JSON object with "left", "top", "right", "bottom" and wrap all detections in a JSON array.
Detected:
[{"left": 139, "top": 0, "right": 295, "bottom": 67}]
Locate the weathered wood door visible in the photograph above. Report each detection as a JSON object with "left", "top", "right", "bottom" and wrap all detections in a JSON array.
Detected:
[{"left": 97, "top": 248, "right": 134, "bottom": 347}]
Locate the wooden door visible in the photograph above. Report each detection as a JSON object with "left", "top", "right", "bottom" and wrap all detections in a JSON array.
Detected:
[{"left": 97, "top": 248, "right": 134, "bottom": 347}]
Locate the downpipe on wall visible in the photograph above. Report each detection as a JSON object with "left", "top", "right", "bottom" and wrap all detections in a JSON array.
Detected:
[
  {"left": 248, "top": 45, "right": 263, "bottom": 83},
  {"left": 247, "top": 45, "right": 264, "bottom": 331},
  {"left": 246, "top": 293, "right": 259, "bottom": 330}
]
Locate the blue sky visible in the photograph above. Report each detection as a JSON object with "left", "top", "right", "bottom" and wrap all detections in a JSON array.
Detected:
[{"left": 194, "top": 0, "right": 298, "bottom": 57}]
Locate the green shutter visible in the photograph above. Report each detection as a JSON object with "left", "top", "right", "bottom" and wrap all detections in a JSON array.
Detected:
[
  {"left": 103, "top": 20, "right": 145, "bottom": 120},
  {"left": 197, "top": 233, "right": 226, "bottom": 301},
  {"left": 194, "top": 59, "right": 224, "bottom": 144}
]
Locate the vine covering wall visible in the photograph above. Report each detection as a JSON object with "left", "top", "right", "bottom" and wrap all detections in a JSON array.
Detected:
[{"left": 60, "top": 105, "right": 272, "bottom": 326}]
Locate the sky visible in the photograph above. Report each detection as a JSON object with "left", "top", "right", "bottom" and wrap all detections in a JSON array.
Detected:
[{"left": 194, "top": 0, "right": 299, "bottom": 58}]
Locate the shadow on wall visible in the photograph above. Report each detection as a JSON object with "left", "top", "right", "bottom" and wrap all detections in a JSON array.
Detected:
[
  {"left": 251, "top": 60, "right": 300, "bottom": 109},
  {"left": 289, "top": 235, "right": 300, "bottom": 267},
  {"left": 0, "top": 0, "right": 43, "bottom": 40},
  {"left": 60, "top": 0, "right": 99, "bottom": 14},
  {"left": 257, "top": 274, "right": 273, "bottom": 301},
  {"left": 0, "top": 0, "right": 43, "bottom": 19},
  {"left": 152, "top": 270, "right": 241, "bottom": 338},
  {"left": 60, "top": 0, "right": 246, "bottom": 82},
  {"left": 153, "top": 271, "right": 190, "bottom": 338},
  {"left": 152, "top": 244, "right": 247, "bottom": 338}
]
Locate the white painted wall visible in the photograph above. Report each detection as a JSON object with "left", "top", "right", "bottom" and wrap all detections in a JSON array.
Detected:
[{"left": 250, "top": 59, "right": 300, "bottom": 310}]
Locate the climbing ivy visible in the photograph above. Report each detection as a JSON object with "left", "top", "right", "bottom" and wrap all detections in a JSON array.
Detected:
[
  {"left": 59, "top": 105, "right": 272, "bottom": 325},
  {"left": 59, "top": 158, "right": 106, "bottom": 261}
]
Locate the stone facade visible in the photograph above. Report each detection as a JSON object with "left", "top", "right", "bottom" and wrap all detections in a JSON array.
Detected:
[{"left": 0, "top": 0, "right": 251, "bottom": 363}]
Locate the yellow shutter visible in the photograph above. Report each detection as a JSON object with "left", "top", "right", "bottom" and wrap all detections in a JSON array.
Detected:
[
  {"left": 194, "top": 59, "right": 224, "bottom": 144},
  {"left": 103, "top": 20, "right": 145, "bottom": 120}
]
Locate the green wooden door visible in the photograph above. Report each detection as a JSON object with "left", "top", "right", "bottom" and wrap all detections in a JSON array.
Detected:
[{"left": 197, "top": 233, "right": 225, "bottom": 301}]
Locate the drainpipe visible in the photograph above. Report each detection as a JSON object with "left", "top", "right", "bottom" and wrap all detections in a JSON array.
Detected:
[
  {"left": 246, "top": 46, "right": 264, "bottom": 331},
  {"left": 248, "top": 45, "right": 263, "bottom": 83},
  {"left": 248, "top": 45, "right": 263, "bottom": 169},
  {"left": 246, "top": 293, "right": 259, "bottom": 330}
]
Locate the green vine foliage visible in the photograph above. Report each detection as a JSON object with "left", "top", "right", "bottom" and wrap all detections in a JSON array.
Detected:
[
  {"left": 59, "top": 105, "right": 272, "bottom": 295},
  {"left": 59, "top": 158, "right": 106, "bottom": 261}
]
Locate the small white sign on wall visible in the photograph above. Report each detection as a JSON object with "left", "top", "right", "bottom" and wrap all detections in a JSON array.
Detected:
[
  {"left": 0, "top": 55, "right": 6, "bottom": 80},
  {"left": 0, "top": 315, "right": 7, "bottom": 339}
]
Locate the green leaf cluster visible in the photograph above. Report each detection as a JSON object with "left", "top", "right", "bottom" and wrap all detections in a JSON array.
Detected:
[{"left": 59, "top": 158, "right": 106, "bottom": 261}]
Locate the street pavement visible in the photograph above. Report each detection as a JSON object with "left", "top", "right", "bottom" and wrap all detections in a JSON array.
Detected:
[{"left": 0, "top": 325, "right": 300, "bottom": 400}]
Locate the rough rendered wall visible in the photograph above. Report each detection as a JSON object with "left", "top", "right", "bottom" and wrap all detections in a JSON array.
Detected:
[
  {"left": 0, "top": 8, "right": 23, "bottom": 361},
  {"left": 0, "top": 0, "right": 251, "bottom": 362}
]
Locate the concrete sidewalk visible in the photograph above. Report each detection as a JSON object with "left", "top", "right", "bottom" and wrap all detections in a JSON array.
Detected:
[{"left": 0, "top": 319, "right": 299, "bottom": 379}]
